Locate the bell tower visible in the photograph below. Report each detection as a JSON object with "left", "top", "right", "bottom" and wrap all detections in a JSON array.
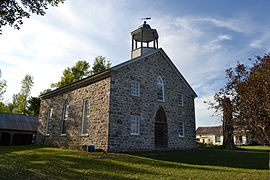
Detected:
[{"left": 131, "top": 18, "right": 159, "bottom": 59}]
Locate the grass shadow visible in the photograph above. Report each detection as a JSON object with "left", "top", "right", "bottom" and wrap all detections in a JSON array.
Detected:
[
  {"left": 132, "top": 147, "right": 270, "bottom": 170},
  {"left": 0, "top": 145, "right": 45, "bottom": 153},
  {"left": 0, "top": 145, "right": 269, "bottom": 179},
  {"left": 0, "top": 146, "right": 162, "bottom": 180}
]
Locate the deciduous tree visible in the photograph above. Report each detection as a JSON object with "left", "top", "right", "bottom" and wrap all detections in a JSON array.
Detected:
[
  {"left": 0, "top": 102, "right": 10, "bottom": 113},
  {"left": 235, "top": 55, "right": 270, "bottom": 145},
  {"left": 90, "top": 56, "right": 111, "bottom": 75},
  {"left": 51, "top": 60, "right": 90, "bottom": 89},
  {"left": 0, "top": 0, "right": 64, "bottom": 34},
  {"left": 49, "top": 57, "right": 111, "bottom": 89},
  {"left": 0, "top": 70, "right": 7, "bottom": 100},
  {"left": 26, "top": 96, "right": 40, "bottom": 116},
  {"left": 210, "top": 53, "right": 270, "bottom": 146},
  {"left": 13, "top": 74, "right": 34, "bottom": 114}
]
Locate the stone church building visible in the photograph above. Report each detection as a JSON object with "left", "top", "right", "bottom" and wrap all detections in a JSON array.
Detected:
[{"left": 36, "top": 22, "right": 197, "bottom": 152}]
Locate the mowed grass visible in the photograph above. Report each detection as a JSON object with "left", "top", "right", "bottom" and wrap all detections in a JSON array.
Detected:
[{"left": 0, "top": 145, "right": 269, "bottom": 180}]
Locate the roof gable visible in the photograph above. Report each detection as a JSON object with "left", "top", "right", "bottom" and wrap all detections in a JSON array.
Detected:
[
  {"left": 41, "top": 48, "right": 197, "bottom": 98},
  {"left": 112, "top": 48, "right": 197, "bottom": 97}
]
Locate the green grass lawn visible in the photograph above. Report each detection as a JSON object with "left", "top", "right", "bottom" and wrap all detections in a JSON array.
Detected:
[{"left": 0, "top": 145, "right": 269, "bottom": 180}]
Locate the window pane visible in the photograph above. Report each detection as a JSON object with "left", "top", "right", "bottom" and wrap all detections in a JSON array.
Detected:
[
  {"left": 179, "top": 95, "right": 183, "bottom": 106},
  {"left": 45, "top": 108, "right": 52, "bottom": 135},
  {"left": 81, "top": 100, "right": 90, "bottom": 134},
  {"left": 215, "top": 136, "right": 221, "bottom": 142},
  {"left": 64, "top": 105, "right": 69, "bottom": 119},
  {"left": 49, "top": 108, "right": 53, "bottom": 118},
  {"left": 84, "top": 100, "right": 90, "bottom": 118},
  {"left": 157, "top": 77, "right": 163, "bottom": 85},
  {"left": 61, "top": 105, "right": 69, "bottom": 134},
  {"left": 179, "top": 122, "right": 184, "bottom": 137},
  {"left": 157, "top": 76, "right": 164, "bottom": 101},
  {"left": 131, "top": 82, "right": 140, "bottom": 96},
  {"left": 157, "top": 85, "right": 163, "bottom": 100},
  {"left": 131, "top": 115, "right": 140, "bottom": 135},
  {"left": 61, "top": 120, "right": 66, "bottom": 134}
]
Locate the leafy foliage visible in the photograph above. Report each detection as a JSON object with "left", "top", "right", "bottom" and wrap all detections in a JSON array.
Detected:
[
  {"left": 13, "top": 74, "right": 34, "bottom": 114},
  {"left": 210, "top": 54, "right": 270, "bottom": 146},
  {"left": 0, "top": 101, "right": 9, "bottom": 113},
  {"left": 0, "top": 0, "right": 65, "bottom": 34},
  {"left": 234, "top": 55, "right": 270, "bottom": 145},
  {"left": 50, "top": 57, "right": 111, "bottom": 89},
  {"left": 51, "top": 60, "right": 90, "bottom": 89},
  {"left": 0, "top": 69, "right": 7, "bottom": 100},
  {"left": 25, "top": 96, "right": 40, "bottom": 116},
  {"left": 0, "top": 73, "right": 39, "bottom": 116},
  {"left": 90, "top": 56, "right": 111, "bottom": 75},
  {"left": 40, "top": 88, "right": 52, "bottom": 94}
]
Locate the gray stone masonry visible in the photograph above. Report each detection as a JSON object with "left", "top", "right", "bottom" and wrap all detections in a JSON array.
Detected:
[
  {"left": 108, "top": 50, "right": 196, "bottom": 152},
  {"left": 36, "top": 49, "right": 196, "bottom": 152},
  {"left": 36, "top": 77, "right": 111, "bottom": 150}
]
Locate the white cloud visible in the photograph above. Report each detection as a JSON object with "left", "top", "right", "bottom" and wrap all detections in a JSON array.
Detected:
[
  {"left": 218, "top": 34, "right": 232, "bottom": 41},
  {"left": 249, "top": 32, "right": 270, "bottom": 50},
  {"left": 204, "top": 34, "right": 232, "bottom": 52},
  {"left": 195, "top": 96, "right": 221, "bottom": 128},
  {"left": 0, "top": 1, "right": 269, "bottom": 127},
  {"left": 196, "top": 17, "right": 249, "bottom": 33},
  {"left": 153, "top": 17, "right": 239, "bottom": 98}
]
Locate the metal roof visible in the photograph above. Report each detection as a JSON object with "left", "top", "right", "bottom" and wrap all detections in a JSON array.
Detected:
[{"left": 0, "top": 113, "right": 38, "bottom": 132}]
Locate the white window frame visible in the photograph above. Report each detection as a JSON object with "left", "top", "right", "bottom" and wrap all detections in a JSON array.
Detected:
[
  {"left": 179, "top": 121, "right": 185, "bottom": 137},
  {"left": 81, "top": 100, "right": 90, "bottom": 135},
  {"left": 130, "top": 115, "right": 140, "bottom": 135},
  {"left": 157, "top": 76, "right": 164, "bottom": 101},
  {"left": 45, "top": 108, "right": 53, "bottom": 136},
  {"left": 178, "top": 95, "right": 184, "bottom": 106},
  {"left": 215, "top": 135, "right": 221, "bottom": 142},
  {"left": 131, "top": 81, "right": 140, "bottom": 97},
  {"left": 60, "top": 104, "right": 69, "bottom": 135}
]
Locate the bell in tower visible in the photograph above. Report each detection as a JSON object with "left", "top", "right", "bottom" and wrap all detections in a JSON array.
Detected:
[{"left": 131, "top": 19, "right": 159, "bottom": 59}]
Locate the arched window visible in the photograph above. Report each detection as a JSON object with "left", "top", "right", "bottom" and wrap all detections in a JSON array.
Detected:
[{"left": 157, "top": 76, "right": 164, "bottom": 101}]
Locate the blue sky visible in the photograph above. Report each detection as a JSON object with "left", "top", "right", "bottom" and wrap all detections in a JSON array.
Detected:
[{"left": 1, "top": 0, "right": 270, "bottom": 127}]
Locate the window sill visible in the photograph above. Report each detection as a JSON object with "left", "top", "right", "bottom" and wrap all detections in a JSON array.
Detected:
[
  {"left": 80, "top": 134, "right": 89, "bottom": 137},
  {"left": 130, "top": 133, "right": 140, "bottom": 136},
  {"left": 131, "top": 94, "right": 140, "bottom": 97},
  {"left": 157, "top": 99, "right": 165, "bottom": 102},
  {"left": 45, "top": 134, "right": 50, "bottom": 137},
  {"left": 178, "top": 104, "right": 184, "bottom": 107},
  {"left": 179, "top": 135, "right": 185, "bottom": 138},
  {"left": 60, "top": 134, "right": 67, "bottom": 137}
]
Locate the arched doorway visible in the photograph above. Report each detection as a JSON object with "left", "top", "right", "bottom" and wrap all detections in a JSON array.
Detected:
[{"left": 155, "top": 107, "right": 168, "bottom": 148}]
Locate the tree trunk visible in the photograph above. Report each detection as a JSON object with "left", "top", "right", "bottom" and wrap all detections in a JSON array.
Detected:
[{"left": 222, "top": 97, "right": 235, "bottom": 149}]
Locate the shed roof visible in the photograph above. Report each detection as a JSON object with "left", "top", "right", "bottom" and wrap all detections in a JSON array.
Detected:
[
  {"left": 196, "top": 126, "right": 223, "bottom": 135},
  {"left": 0, "top": 113, "right": 38, "bottom": 132}
]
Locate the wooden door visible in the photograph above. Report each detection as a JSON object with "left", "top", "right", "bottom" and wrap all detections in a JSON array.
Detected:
[{"left": 155, "top": 107, "right": 168, "bottom": 148}]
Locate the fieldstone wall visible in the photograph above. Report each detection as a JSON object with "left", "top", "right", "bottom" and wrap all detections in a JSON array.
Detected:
[
  {"left": 108, "top": 51, "right": 196, "bottom": 152},
  {"left": 36, "top": 50, "right": 196, "bottom": 152},
  {"left": 36, "top": 77, "right": 111, "bottom": 150}
]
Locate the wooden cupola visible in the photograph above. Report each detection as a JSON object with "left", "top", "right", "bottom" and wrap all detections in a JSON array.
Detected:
[{"left": 131, "top": 20, "right": 159, "bottom": 59}]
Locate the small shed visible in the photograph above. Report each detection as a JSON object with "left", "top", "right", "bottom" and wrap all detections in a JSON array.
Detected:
[{"left": 0, "top": 113, "right": 38, "bottom": 145}]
